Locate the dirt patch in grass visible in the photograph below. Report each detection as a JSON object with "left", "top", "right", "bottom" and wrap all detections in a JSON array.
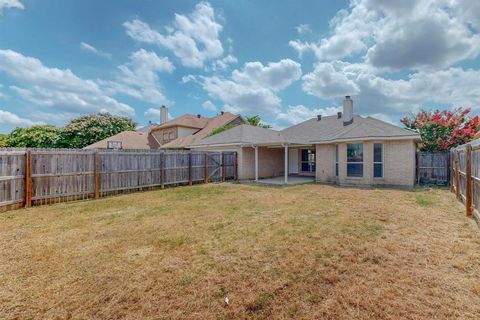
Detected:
[{"left": 0, "top": 183, "right": 479, "bottom": 319}]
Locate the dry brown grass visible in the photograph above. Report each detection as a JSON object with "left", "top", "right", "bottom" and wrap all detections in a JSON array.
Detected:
[{"left": 0, "top": 183, "right": 479, "bottom": 319}]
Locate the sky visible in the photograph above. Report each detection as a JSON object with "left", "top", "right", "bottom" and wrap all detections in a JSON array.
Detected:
[{"left": 1, "top": 0, "right": 480, "bottom": 133}]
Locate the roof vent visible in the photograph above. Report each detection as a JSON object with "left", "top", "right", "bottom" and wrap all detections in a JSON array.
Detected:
[
  {"left": 317, "top": 115, "right": 322, "bottom": 121},
  {"left": 220, "top": 111, "right": 225, "bottom": 115},
  {"left": 197, "top": 114, "right": 201, "bottom": 118},
  {"left": 337, "top": 112, "right": 342, "bottom": 119}
]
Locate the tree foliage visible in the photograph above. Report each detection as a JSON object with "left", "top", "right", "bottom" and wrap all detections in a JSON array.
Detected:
[
  {"left": 4, "top": 125, "right": 64, "bottom": 148},
  {"left": 208, "top": 124, "right": 236, "bottom": 136},
  {"left": 0, "top": 134, "right": 8, "bottom": 147},
  {"left": 61, "top": 113, "right": 136, "bottom": 148},
  {"left": 209, "top": 115, "right": 271, "bottom": 137},
  {"left": 401, "top": 108, "right": 480, "bottom": 151},
  {"left": 1, "top": 113, "right": 136, "bottom": 149},
  {"left": 245, "top": 115, "right": 271, "bottom": 128}
]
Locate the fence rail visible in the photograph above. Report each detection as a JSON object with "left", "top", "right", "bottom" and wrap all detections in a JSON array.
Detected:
[
  {"left": 0, "top": 148, "right": 237, "bottom": 213},
  {"left": 450, "top": 140, "right": 480, "bottom": 224}
]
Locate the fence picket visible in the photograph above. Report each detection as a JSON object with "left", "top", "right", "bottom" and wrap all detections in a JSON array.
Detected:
[{"left": 0, "top": 148, "right": 237, "bottom": 213}]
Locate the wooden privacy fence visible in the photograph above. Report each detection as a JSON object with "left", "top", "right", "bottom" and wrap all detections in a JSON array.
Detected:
[
  {"left": 416, "top": 152, "right": 450, "bottom": 185},
  {"left": 450, "top": 140, "right": 480, "bottom": 222},
  {"left": 0, "top": 148, "right": 237, "bottom": 213}
]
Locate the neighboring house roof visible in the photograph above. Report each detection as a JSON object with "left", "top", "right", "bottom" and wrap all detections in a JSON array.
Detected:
[
  {"left": 151, "top": 114, "right": 210, "bottom": 130},
  {"left": 189, "top": 124, "right": 305, "bottom": 147},
  {"left": 160, "top": 112, "right": 241, "bottom": 149},
  {"left": 136, "top": 123, "right": 158, "bottom": 133},
  {"left": 189, "top": 115, "right": 420, "bottom": 148},
  {"left": 282, "top": 115, "right": 420, "bottom": 143},
  {"left": 84, "top": 131, "right": 160, "bottom": 150}
]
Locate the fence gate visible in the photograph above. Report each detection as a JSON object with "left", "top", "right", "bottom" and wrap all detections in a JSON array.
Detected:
[{"left": 416, "top": 152, "right": 450, "bottom": 185}]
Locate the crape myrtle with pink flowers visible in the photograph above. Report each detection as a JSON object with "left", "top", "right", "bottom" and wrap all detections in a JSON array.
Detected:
[{"left": 401, "top": 108, "right": 480, "bottom": 152}]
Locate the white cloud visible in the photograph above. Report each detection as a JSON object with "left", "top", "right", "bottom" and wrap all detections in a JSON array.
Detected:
[
  {"left": 301, "top": 60, "right": 480, "bottom": 117},
  {"left": 275, "top": 105, "right": 341, "bottom": 127},
  {"left": 201, "top": 76, "right": 281, "bottom": 114},
  {"left": 0, "top": 0, "right": 23, "bottom": 13},
  {"left": 211, "top": 54, "right": 238, "bottom": 71},
  {"left": 80, "top": 42, "right": 112, "bottom": 59},
  {"left": 144, "top": 108, "right": 160, "bottom": 121},
  {"left": 113, "top": 49, "right": 173, "bottom": 105},
  {"left": 202, "top": 100, "right": 217, "bottom": 111},
  {"left": 199, "top": 59, "right": 302, "bottom": 115},
  {"left": 144, "top": 107, "right": 172, "bottom": 122},
  {"left": 302, "top": 62, "right": 360, "bottom": 99},
  {"left": 295, "top": 24, "right": 312, "bottom": 35},
  {"left": 123, "top": 2, "right": 224, "bottom": 68},
  {"left": 231, "top": 59, "right": 302, "bottom": 92},
  {"left": 290, "top": 0, "right": 480, "bottom": 70},
  {"left": 0, "top": 49, "right": 134, "bottom": 116},
  {"left": 0, "top": 109, "right": 39, "bottom": 127},
  {"left": 181, "top": 74, "right": 197, "bottom": 84}
]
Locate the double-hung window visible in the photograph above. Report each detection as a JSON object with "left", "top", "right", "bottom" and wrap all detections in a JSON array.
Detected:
[
  {"left": 347, "top": 143, "right": 363, "bottom": 177},
  {"left": 373, "top": 143, "right": 383, "bottom": 178}
]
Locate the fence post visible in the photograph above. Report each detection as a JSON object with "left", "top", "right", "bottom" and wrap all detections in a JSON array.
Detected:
[
  {"left": 466, "top": 145, "right": 473, "bottom": 216},
  {"left": 189, "top": 152, "right": 193, "bottom": 186},
  {"left": 24, "top": 150, "right": 32, "bottom": 208},
  {"left": 204, "top": 153, "right": 208, "bottom": 183},
  {"left": 94, "top": 151, "right": 100, "bottom": 199},
  {"left": 160, "top": 153, "right": 165, "bottom": 189},
  {"left": 450, "top": 151, "right": 454, "bottom": 192},
  {"left": 416, "top": 152, "right": 420, "bottom": 185},
  {"left": 455, "top": 150, "right": 461, "bottom": 200}
]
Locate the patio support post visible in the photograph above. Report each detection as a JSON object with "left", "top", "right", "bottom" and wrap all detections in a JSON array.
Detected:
[
  {"left": 254, "top": 146, "right": 259, "bottom": 182},
  {"left": 284, "top": 144, "right": 288, "bottom": 184}
]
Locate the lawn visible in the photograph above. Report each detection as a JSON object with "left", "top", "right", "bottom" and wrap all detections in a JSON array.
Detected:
[{"left": 0, "top": 183, "right": 479, "bottom": 319}]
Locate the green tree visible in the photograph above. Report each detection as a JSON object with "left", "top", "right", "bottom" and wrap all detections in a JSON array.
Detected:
[
  {"left": 208, "top": 124, "right": 236, "bottom": 136},
  {"left": 61, "top": 113, "right": 136, "bottom": 148},
  {"left": 5, "top": 125, "right": 63, "bottom": 148},
  {"left": 0, "top": 134, "right": 8, "bottom": 147},
  {"left": 209, "top": 115, "right": 272, "bottom": 136},
  {"left": 245, "top": 115, "right": 271, "bottom": 128}
]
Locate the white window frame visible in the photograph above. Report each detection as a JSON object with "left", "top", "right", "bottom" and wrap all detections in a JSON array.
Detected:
[
  {"left": 373, "top": 143, "right": 384, "bottom": 179},
  {"left": 346, "top": 143, "right": 364, "bottom": 177}
]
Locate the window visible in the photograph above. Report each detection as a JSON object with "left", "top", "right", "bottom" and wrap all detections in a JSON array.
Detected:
[
  {"left": 335, "top": 145, "right": 339, "bottom": 177},
  {"left": 163, "top": 132, "right": 169, "bottom": 141},
  {"left": 374, "top": 143, "right": 383, "bottom": 178},
  {"left": 107, "top": 141, "right": 122, "bottom": 150},
  {"left": 169, "top": 131, "right": 175, "bottom": 139},
  {"left": 347, "top": 143, "right": 363, "bottom": 177},
  {"left": 301, "top": 149, "right": 316, "bottom": 172}
]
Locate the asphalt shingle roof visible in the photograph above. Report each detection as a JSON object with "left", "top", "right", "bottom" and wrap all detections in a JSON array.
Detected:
[{"left": 189, "top": 115, "right": 420, "bottom": 147}]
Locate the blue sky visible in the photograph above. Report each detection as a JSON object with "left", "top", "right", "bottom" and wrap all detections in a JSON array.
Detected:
[{"left": 1, "top": 0, "right": 480, "bottom": 133}]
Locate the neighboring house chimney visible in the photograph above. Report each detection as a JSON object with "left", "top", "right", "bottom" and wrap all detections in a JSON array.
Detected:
[
  {"left": 343, "top": 96, "right": 353, "bottom": 126},
  {"left": 160, "top": 105, "right": 168, "bottom": 124}
]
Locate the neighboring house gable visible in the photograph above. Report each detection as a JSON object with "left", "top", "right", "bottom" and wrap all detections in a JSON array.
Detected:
[
  {"left": 84, "top": 111, "right": 244, "bottom": 150},
  {"left": 84, "top": 131, "right": 160, "bottom": 150}
]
